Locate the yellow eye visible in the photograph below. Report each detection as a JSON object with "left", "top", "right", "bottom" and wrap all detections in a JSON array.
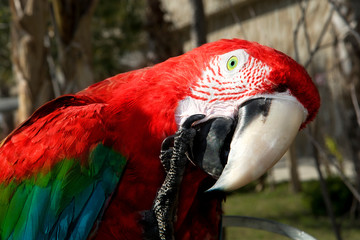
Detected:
[{"left": 227, "top": 56, "right": 238, "bottom": 71}]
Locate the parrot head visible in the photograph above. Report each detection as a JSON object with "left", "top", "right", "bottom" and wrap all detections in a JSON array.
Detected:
[{"left": 151, "top": 39, "right": 320, "bottom": 192}]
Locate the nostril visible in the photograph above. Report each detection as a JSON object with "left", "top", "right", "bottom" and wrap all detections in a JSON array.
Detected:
[{"left": 274, "top": 84, "right": 288, "bottom": 93}]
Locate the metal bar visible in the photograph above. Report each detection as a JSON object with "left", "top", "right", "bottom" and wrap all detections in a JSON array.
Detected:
[
  {"left": 221, "top": 215, "right": 317, "bottom": 240},
  {"left": 0, "top": 97, "right": 18, "bottom": 112}
]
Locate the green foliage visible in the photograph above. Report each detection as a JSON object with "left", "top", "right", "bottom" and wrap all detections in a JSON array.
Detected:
[
  {"left": 325, "top": 136, "right": 344, "bottom": 163},
  {"left": 224, "top": 182, "right": 360, "bottom": 240},
  {"left": 302, "top": 178, "right": 353, "bottom": 217},
  {"left": 92, "top": 0, "right": 146, "bottom": 79}
]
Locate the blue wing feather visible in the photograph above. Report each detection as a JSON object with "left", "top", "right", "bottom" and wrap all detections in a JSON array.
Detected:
[{"left": 69, "top": 183, "right": 106, "bottom": 240}]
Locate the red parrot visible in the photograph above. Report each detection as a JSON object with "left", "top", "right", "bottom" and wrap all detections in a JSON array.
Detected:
[{"left": 0, "top": 39, "right": 320, "bottom": 240}]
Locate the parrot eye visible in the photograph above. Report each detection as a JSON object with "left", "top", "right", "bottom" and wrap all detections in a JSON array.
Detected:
[{"left": 226, "top": 56, "right": 238, "bottom": 71}]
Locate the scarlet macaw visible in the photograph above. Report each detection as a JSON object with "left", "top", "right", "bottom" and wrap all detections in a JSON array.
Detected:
[{"left": 0, "top": 39, "right": 320, "bottom": 240}]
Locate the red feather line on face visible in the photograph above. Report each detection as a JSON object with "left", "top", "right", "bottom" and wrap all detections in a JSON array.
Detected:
[
  {"left": 186, "top": 39, "right": 320, "bottom": 126},
  {"left": 189, "top": 55, "right": 272, "bottom": 103}
]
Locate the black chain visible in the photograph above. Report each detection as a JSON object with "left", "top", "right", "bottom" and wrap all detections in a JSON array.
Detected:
[{"left": 142, "top": 114, "right": 205, "bottom": 240}]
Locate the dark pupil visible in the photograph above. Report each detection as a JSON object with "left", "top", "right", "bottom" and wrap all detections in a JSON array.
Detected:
[{"left": 230, "top": 60, "right": 235, "bottom": 66}]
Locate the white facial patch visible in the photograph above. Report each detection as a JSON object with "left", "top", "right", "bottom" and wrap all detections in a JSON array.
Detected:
[{"left": 175, "top": 49, "right": 272, "bottom": 126}]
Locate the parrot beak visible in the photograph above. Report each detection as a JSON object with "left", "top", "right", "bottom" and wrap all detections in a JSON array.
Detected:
[{"left": 189, "top": 96, "right": 306, "bottom": 192}]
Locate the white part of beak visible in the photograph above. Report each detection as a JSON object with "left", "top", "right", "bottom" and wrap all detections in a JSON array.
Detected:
[{"left": 208, "top": 97, "right": 305, "bottom": 192}]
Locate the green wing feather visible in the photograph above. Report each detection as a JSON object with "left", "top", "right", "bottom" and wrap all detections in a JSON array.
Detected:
[{"left": 0, "top": 143, "right": 127, "bottom": 240}]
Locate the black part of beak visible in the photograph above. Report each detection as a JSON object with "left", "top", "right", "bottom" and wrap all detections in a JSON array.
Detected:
[
  {"left": 181, "top": 114, "right": 206, "bottom": 129},
  {"left": 187, "top": 98, "right": 273, "bottom": 180},
  {"left": 161, "top": 114, "right": 205, "bottom": 152},
  {"left": 190, "top": 117, "right": 235, "bottom": 178},
  {"left": 237, "top": 98, "right": 272, "bottom": 133}
]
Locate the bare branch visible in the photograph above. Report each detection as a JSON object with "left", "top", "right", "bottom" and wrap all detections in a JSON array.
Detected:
[
  {"left": 328, "top": 0, "right": 360, "bottom": 45},
  {"left": 293, "top": 0, "right": 313, "bottom": 62},
  {"left": 293, "top": 0, "right": 304, "bottom": 62},
  {"left": 328, "top": 0, "right": 360, "bottom": 127},
  {"left": 304, "top": 8, "right": 334, "bottom": 68},
  {"left": 311, "top": 133, "right": 342, "bottom": 240},
  {"left": 300, "top": 0, "right": 312, "bottom": 54},
  {"left": 226, "top": 0, "right": 247, "bottom": 39},
  {"left": 350, "top": 82, "right": 360, "bottom": 127},
  {"left": 306, "top": 130, "right": 360, "bottom": 204}
]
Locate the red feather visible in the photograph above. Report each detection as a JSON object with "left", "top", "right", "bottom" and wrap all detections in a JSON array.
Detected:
[{"left": 0, "top": 96, "right": 107, "bottom": 183}]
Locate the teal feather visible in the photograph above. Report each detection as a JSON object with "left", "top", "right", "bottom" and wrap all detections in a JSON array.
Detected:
[
  {"left": 50, "top": 200, "right": 75, "bottom": 240},
  {"left": 43, "top": 161, "right": 75, "bottom": 235},
  {"left": 12, "top": 185, "right": 35, "bottom": 240},
  {"left": 20, "top": 186, "right": 51, "bottom": 240},
  {"left": 73, "top": 184, "right": 94, "bottom": 220},
  {"left": 69, "top": 183, "right": 105, "bottom": 240}
]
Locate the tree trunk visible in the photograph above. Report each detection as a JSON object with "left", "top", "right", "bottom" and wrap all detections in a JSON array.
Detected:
[
  {"left": 145, "top": 0, "right": 183, "bottom": 64},
  {"left": 50, "top": 0, "right": 98, "bottom": 94},
  {"left": 190, "top": 0, "right": 207, "bottom": 47},
  {"left": 10, "top": 0, "right": 54, "bottom": 123},
  {"left": 287, "top": 144, "right": 302, "bottom": 193}
]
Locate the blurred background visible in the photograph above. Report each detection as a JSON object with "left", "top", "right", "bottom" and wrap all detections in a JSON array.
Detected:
[{"left": 0, "top": 0, "right": 360, "bottom": 239}]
